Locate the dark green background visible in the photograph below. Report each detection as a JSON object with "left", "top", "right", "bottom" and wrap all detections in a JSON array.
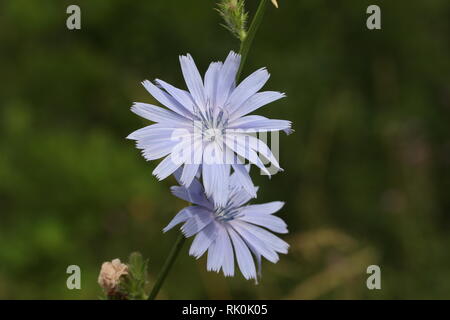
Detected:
[{"left": 0, "top": 0, "right": 449, "bottom": 299}]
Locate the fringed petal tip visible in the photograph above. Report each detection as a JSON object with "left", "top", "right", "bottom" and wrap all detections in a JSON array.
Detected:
[
  {"left": 125, "top": 132, "right": 135, "bottom": 140},
  {"left": 161, "top": 226, "right": 170, "bottom": 233},
  {"left": 228, "top": 50, "right": 240, "bottom": 59}
]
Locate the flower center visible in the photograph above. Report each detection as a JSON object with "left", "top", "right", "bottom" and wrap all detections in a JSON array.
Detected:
[
  {"left": 192, "top": 106, "right": 229, "bottom": 143},
  {"left": 203, "top": 128, "right": 223, "bottom": 142},
  {"left": 214, "top": 207, "right": 240, "bottom": 222}
]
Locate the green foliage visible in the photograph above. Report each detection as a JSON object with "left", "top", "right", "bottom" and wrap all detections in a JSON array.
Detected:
[{"left": 119, "top": 252, "right": 150, "bottom": 300}]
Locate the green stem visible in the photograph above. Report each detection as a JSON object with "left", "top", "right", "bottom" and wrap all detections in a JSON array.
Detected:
[
  {"left": 236, "top": 0, "right": 268, "bottom": 81},
  {"left": 147, "top": 233, "right": 186, "bottom": 300}
]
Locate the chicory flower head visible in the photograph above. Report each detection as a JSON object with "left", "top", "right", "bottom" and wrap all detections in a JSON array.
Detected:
[
  {"left": 163, "top": 169, "right": 289, "bottom": 281},
  {"left": 127, "top": 51, "right": 291, "bottom": 207}
]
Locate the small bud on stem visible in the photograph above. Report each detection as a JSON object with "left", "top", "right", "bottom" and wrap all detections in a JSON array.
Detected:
[
  {"left": 98, "top": 259, "right": 128, "bottom": 298},
  {"left": 216, "top": 0, "right": 248, "bottom": 42}
]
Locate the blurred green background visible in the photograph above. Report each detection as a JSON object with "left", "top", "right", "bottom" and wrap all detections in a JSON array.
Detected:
[{"left": 0, "top": 0, "right": 449, "bottom": 299}]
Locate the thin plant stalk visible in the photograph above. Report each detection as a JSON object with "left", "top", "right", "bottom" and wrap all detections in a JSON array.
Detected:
[
  {"left": 237, "top": 0, "right": 268, "bottom": 81},
  {"left": 147, "top": 233, "right": 186, "bottom": 300}
]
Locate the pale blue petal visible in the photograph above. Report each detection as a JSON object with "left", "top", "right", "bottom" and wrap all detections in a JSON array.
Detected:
[
  {"left": 228, "top": 115, "right": 291, "bottom": 132},
  {"left": 241, "top": 235, "right": 262, "bottom": 283},
  {"left": 129, "top": 124, "right": 188, "bottom": 161},
  {"left": 226, "top": 68, "right": 270, "bottom": 115},
  {"left": 189, "top": 222, "right": 219, "bottom": 258},
  {"left": 240, "top": 212, "right": 288, "bottom": 234},
  {"left": 204, "top": 62, "right": 222, "bottom": 108},
  {"left": 230, "top": 133, "right": 282, "bottom": 171},
  {"left": 231, "top": 163, "right": 257, "bottom": 199},
  {"left": 180, "top": 164, "right": 200, "bottom": 187},
  {"left": 188, "top": 135, "right": 204, "bottom": 165},
  {"left": 239, "top": 201, "right": 288, "bottom": 233},
  {"left": 239, "top": 222, "right": 289, "bottom": 254},
  {"left": 231, "top": 221, "right": 279, "bottom": 263},
  {"left": 127, "top": 125, "right": 167, "bottom": 140},
  {"left": 135, "top": 129, "right": 190, "bottom": 149},
  {"left": 202, "top": 163, "right": 230, "bottom": 208},
  {"left": 170, "top": 181, "right": 212, "bottom": 209},
  {"left": 228, "top": 190, "right": 257, "bottom": 209},
  {"left": 181, "top": 207, "right": 214, "bottom": 237},
  {"left": 142, "top": 80, "right": 193, "bottom": 117},
  {"left": 127, "top": 124, "right": 181, "bottom": 140},
  {"left": 228, "top": 165, "right": 258, "bottom": 207},
  {"left": 140, "top": 139, "right": 179, "bottom": 161},
  {"left": 163, "top": 206, "right": 194, "bottom": 233},
  {"left": 207, "top": 226, "right": 227, "bottom": 272},
  {"left": 172, "top": 166, "right": 183, "bottom": 184},
  {"left": 224, "top": 135, "right": 271, "bottom": 176},
  {"left": 134, "top": 129, "right": 184, "bottom": 146},
  {"left": 179, "top": 54, "right": 206, "bottom": 109},
  {"left": 228, "top": 227, "right": 257, "bottom": 280},
  {"left": 140, "top": 129, "right": 193, "bottom": 161},
  {"left": 227, "top": 187, "right": 259, "bottom": 210},
  {"left": 216, "top": 51, "right": 241, "bottom": 107},
  {"left": 230, "top": 91, "right": 286, "bottom": 121},
  {"left": 131, "top": 102, "right": 191, "bottom": 127},
  {"left": 202, "top": 143, "right": 229, "bottom": 205},
  {"left": 221, "top": 228, "right": 235, "bottom": 276},
  {"left": 152, "top": 155, "right": 182, "bottom": 181},
  {"left": 154, "top": 79, "right": 195, "bottom": 114},
  {"left": 241, "top": 201, "right": 285, "bottom": 215},
  {"left": 242, "top": 239, "right": 262, "bottom": 284}
]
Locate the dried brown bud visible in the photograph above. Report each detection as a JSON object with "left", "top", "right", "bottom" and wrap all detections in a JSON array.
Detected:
[{"left": 98, "top": 258, "right": 128, "bottom": 293}]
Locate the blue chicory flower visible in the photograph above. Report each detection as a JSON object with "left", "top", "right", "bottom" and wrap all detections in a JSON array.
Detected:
[
  {"left": 127, "top": 51, "right": 291, "bottom": 207},
  {"left": 163, "top": 169, "right": 289, "bottom": 281}
]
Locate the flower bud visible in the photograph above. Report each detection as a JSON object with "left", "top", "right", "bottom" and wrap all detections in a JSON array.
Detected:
[
  {"left": 98, "top": 258, "right": 128, "bottom": 293},
  {"left": 217, "top": 0, "right": 248, "bottom": 41}
]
